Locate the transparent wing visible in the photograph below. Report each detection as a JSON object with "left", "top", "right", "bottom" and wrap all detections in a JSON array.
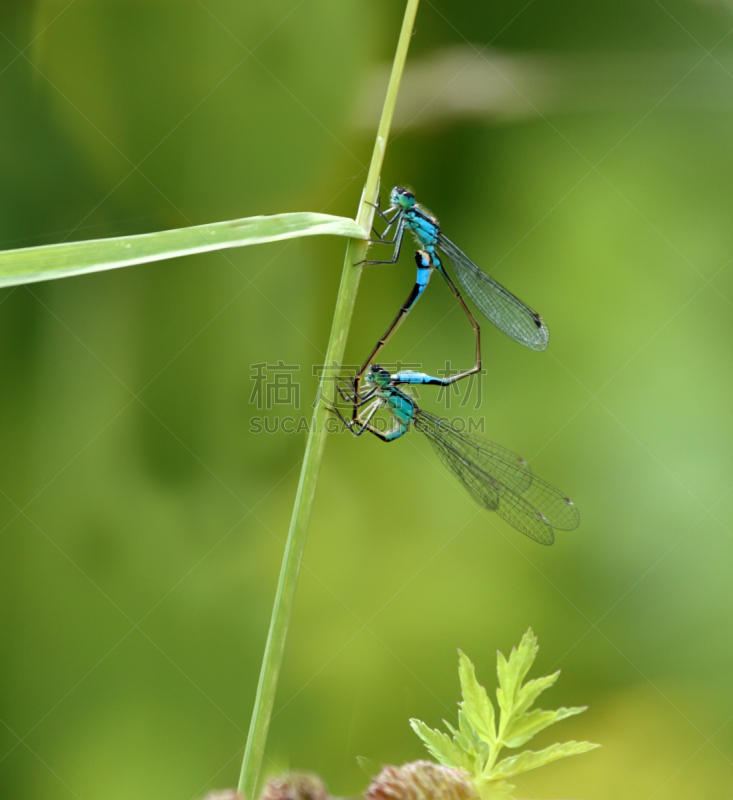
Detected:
[
  {"left": 414, "top": 410, "right": 579, "bottom": 544},
  {"left": 439, "top": 234, "right": 550, "bottom": 351},
  {"left": 418, "top": 416, "right": 534, "bottom": 495}
]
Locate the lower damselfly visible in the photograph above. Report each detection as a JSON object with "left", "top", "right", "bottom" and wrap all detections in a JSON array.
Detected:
[
  {"left": 331, "top": 365, "right": 578, "bottom": 545},
  {"left": 364, "top": 187, "right": 549, "bottom": 352}
]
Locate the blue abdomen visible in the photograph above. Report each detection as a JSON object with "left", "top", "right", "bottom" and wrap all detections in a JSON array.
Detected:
[{"left": 393, "top": 371, "right": 433, "bottom": 385}]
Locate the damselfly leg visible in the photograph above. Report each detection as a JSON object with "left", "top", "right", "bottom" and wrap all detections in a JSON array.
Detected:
[{"left": 353, "top": 251, "right": 482, "bottom": 414}]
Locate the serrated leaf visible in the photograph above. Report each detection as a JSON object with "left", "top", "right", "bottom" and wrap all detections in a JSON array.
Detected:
[
  {"left": 487, "top": 741, "right": 600, "bottom": 780},
  {"left": 512, "top": 672, "right": 560, "bottom": 718},
  {"left": 503, "top": 707, "right": 587, "bottom": 748},
  {"left": 497, "top": 631, "right": 538, "bottom": 714},
  {"left": 511, "top": 629, "right": 539, "bottom": 686},
  {"left": 443, "top": 718, "right": 473, "bottom": 754},
  {"left": 410, "top": 719, "right": 472, "bottom": 771},
  {"left": 495, "top": 650, "right": 511, "bottom": 719},
  {"left": 0, "top": 212, "right": 367, "bottom": 288},
  {"left": 458, "top": 708, "right": 488, "bottom": 756},
  {"left": 458, "top": 650, "right": 497, "bottom": 747},
  {"left": 496, "top": 630, "right": 543, "bottom": 739}
]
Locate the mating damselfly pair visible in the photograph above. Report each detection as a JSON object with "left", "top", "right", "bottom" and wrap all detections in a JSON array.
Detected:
[{"left": 329, "top": 187, "right": 578, "bottom": 545}]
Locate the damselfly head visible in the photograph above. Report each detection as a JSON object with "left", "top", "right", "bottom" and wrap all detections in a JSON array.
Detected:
[
  {"left": 390, "top": 186, "right": 415, "bottom": 209},
  {"left": 366, "top": 364, "right": 391, "bottom": 387}
]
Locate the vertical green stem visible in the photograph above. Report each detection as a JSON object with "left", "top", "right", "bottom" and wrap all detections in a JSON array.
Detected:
[{"left": 237, "top": 2, "right": 420, "bottom": 797}]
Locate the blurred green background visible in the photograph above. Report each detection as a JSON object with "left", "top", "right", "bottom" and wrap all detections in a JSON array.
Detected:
[{"left": 2, "top": 1, "right": 733, "bottom": 798}]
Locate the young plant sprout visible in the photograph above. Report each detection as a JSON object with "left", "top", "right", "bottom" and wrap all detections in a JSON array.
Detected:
[{"left": 410, "top": 629, "right": 599, "bottom": 800}]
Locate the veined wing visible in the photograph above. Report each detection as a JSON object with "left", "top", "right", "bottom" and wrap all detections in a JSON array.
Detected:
[
  {"left": 416, "top": 412, "right": 533, "bottom": 494},
  {"left": 414, "top": 410, "right": 579, "bottom": 544},
  {"left": 439, "top": 235, "right": 550, "bottom": 351}
]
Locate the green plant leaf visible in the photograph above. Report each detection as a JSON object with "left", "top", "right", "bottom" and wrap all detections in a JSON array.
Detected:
[
  {"left": 487, "top": 741, "right": 600, "bottom": 780},
  {"left": 457, "top": 708, "right": 489, "bottom": 757},
  {"left": 0, "top": 212, "right": 367, "bottom": 289},
  {"left": 496, "top": 629, "right": 538, "bottom": 721},
  {"left": 444, "top": 718, "right": 474, "bottom": 755},
  {"left": 511, "top": 672, "right": 560, "bottom": 718},
  {"left": 503, "top": 707, "right": 587, "bottom": 748},
  {"left": 458, "top": 650, "right": 497, "bottom": 748},
  {"left": 410, "top": 719, "right": 472, "bottom": 772}
]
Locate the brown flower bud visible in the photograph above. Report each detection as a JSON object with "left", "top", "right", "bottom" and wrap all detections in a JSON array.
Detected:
[
  {"left": 365, "top": 761, "right": 478, "bottom": 800},
  {"left": 259, "top": 773, "right": 330, "bottom": 800}
]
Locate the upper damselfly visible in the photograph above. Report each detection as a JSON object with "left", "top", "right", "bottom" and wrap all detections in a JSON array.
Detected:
[
  {"left": 364, "top": 187, "right": 549, "bottom": 352},
  {"left": 331, "top": 365, "right": 578, "bottom": 545}
]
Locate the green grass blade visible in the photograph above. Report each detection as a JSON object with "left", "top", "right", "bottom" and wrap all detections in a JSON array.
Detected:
[
  {"left": 237, "top": 0, "right": 421, "bottom": 796},
  {"left": 0, "top": 212, "right": 366, "bottom": 288}
]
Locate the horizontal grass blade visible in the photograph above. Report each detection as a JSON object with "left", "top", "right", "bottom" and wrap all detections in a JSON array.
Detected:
[{"left": 0, "top": 212, "right": 367, "bottom": 288}]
